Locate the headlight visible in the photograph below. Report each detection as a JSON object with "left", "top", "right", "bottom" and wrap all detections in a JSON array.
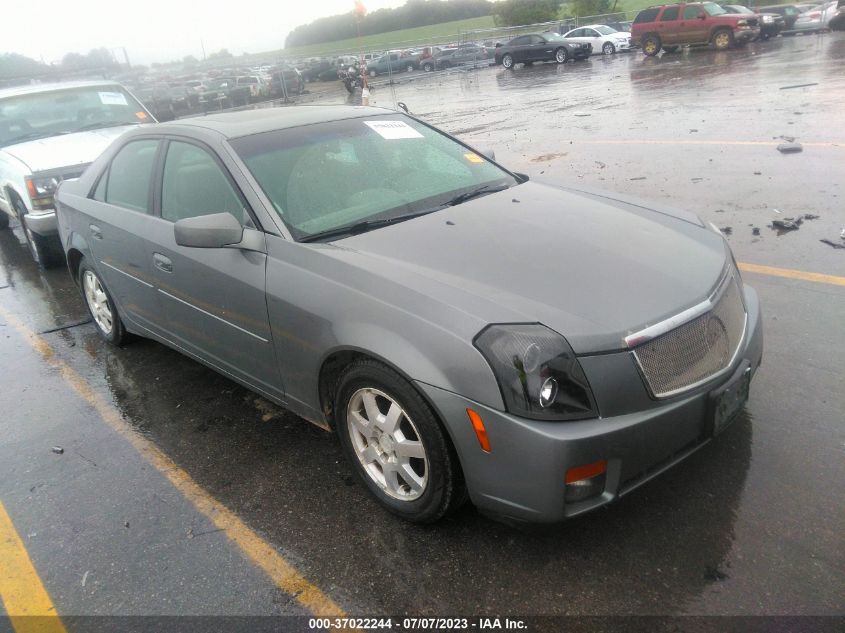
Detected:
[
  {"left": 474, "top": 324, "right": 597, "bottom": 421},
  {"left": 25, "top": 175, "right": 60, "bottom": 210},
  {"left": 737, "top": 19, "right": 748, "bottom": 26},
  {"left": 763, "top": 15, "right": 773, "bottom": 22}
]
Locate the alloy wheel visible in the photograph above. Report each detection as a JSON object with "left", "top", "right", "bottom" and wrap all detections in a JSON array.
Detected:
[
  {"left": 502, "top": 54, "right": 513, "bottom": 68},
  {"left": 346, "top": 387, "right": 428, "bottom": 501},
  {"left": 603, "top": 42, "right": 615, "bottom": 55},
  {"left": 555, "top": 48, "right": 567, "bottom": 63},
  {"left": 83, "top": 270, "right": 114, "bottom": 335}
]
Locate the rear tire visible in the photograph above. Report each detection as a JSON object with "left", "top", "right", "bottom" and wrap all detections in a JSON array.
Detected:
[
  {"left": 406, "top": 64, "right": 415, "bottom": 72},
  {"left": 642, "top": 34, "right": 662, "bottom": 56},
  {"left": 712, "top": 28, "right": 734, "bottom": 50},
  {"left": 78, "top": 257, "right": 127, "bottom": 346},
  {"left": 423, "top": 62, "right": 433, "bottom": 72},
  {"left": 12, "top": 196, "right": 63, "bottom": 268},
  {"left": 334, "top": 359, "right": 465, "bottom": 523}
]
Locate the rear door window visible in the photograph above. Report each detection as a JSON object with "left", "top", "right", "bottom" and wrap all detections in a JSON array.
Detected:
[
  {"left": 661, "top": 6, "right": 681, "bottom": 20},
  {"left": 104, "top": 139, "right": 159, "bottom": 212}
]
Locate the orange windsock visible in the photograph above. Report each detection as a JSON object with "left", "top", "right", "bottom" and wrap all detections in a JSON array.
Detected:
[{"left": 354, "top": 0, "right": 367, "bottom": 17}]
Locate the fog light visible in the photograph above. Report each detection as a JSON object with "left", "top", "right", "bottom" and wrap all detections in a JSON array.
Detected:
[
  {"left": 565, "top": 459, "right": 607, "bottom": 503},
  {"left": 539, "top": 377, "right": 558, "bottom": 408}
]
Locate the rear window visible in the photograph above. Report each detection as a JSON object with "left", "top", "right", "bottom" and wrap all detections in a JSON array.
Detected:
[{"left": 634, "top": 7, "right": 662, "bottom": 23}]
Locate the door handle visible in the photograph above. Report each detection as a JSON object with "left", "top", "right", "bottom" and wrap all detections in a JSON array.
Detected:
[
  {"left": 153, "top": 253, "right": 173, "bottom": 273},
  {"left": 89, "top": 224, "right": 103, "bottom": 240}
]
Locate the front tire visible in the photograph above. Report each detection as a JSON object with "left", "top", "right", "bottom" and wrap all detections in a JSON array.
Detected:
[
  {"left": 79, "top": 258, "right": 126, "bottom": 346},
  {"left": 642, "top": 34, "right": 662, "bottom": 56},
  {"left": 502, "top": 53, "right": 514, "bottom": 69},
  {"left": 12, "top": 196, "right": 63, "bottom": 268},
  {"left": 602, "top": 42, "right": 615, "bottom": 55},
  {"left": 712, "top": 28, "right": 734, "bottom": 50},
  {"left": 334, "top": 359, "right": 465, "bottom": 523},
  {"left": 406, "top": 64, "right": 415, "bottom": 72},
  {"left": 555, "top": 47, "right": 568, "bottom": 63}
]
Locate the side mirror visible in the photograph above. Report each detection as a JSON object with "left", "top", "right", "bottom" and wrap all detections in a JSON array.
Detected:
[
  {"left": 514, "top": 172, "right": 530, "bottom": 183},
  {"left": 479, "top": 148, "right": 496, "bottom": 161},
  {"left": 174, "top": 212, "right": 243, "bottom": 248},
  {"left": 698, "top": 11, "right": 707, "bottom": 19}
]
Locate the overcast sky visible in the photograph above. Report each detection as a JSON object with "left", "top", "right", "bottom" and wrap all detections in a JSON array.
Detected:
[{"left": 7, "top": 0, "right": 406, "bottom": 65}]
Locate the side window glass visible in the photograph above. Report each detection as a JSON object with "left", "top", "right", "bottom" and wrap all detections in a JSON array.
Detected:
[
  {"left": 683, "top": 5, "right": 701, "bottom": 19},
  {"left": 533, "top": 35, "right": 546, "bottom": 44},
  {"left": 161, "top": 141, "right": 244, "bottom": 224},
  {"left": 105, "top": 139, "right": 158, "bottom": 212},
  {"left": 662, "top": 7, "right": 680, "bottom": 20}
]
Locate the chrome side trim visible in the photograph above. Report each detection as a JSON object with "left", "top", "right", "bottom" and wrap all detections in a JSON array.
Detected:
[
  {"left": 624, "top": 266, "right": 732, "bottom": 349},
  {"left": 100, "top": 260, "right": 154, "bottom": 288},
  {"left": 157, "top": 288, "right": 269, "bottom": 343}
]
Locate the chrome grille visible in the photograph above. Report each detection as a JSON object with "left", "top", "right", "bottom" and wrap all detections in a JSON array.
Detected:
[{"left": 632, "top": 272, "right": 747, "bottom": 398}]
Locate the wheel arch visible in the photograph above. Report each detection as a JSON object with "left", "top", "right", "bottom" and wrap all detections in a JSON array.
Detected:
[{"left": 317, "top": 345, "right": 470, "bottom": 486}]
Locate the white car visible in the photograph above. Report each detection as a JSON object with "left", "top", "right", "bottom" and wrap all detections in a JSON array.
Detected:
[
  {"left": 793, "top": 0, "right": 838, "bottom": 32},
  {"left": 0, "top": 81, "right": 154, "bottom": 266},
  {"left": 562, "top": 24, "right": 633, "bottom": 55}
]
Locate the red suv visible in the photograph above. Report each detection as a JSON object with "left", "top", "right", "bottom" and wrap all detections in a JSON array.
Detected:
[{"left": 632, "top": 2, "right": 761, "bottom": 55}]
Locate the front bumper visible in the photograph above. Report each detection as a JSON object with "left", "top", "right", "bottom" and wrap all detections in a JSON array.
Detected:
[
  {"left": 417, "top": 284, "right": 763, "bottom": 524},
  {"left": 735, "top": 27, "right": 761, "bottom": 42},
  {"left": 24, "top": 210, "right": 58, "bottom": 236}
]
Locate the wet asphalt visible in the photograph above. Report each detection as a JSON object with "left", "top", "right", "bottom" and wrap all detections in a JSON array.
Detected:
[{"left": 1, "top": 34, "right": 843, "bottom": 619}]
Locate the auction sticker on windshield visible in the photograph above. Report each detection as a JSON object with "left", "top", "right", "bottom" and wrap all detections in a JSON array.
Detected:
[
  {"left": 364, "top": 120, "right": 423, "bottom": 139},
  {"left": 99, "top": 91, "right": 128, "bottom": 105}
]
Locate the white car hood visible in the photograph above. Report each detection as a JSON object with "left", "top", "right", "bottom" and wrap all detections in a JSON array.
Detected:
[{"left": 2, "top": 125, "right": 137, "bottom": 173}]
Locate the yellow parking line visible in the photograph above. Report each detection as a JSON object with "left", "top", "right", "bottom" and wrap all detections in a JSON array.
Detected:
[
  {"left": 738, "top": 262, "right": 845, "bottom": 287},
  {"left": 0, "top": 500, "right": 67, "bottom": 633},
  {"left": 0, "top": 306, "right": 347, "bottom": 620}
]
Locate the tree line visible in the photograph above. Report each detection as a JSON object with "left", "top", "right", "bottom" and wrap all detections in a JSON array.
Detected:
[{"left": 285, "top": 0, "right": 494, "bottom": 47}]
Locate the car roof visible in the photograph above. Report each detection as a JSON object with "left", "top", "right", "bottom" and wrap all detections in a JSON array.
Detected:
[
  {"left": 0, "top": 80, "right": 126, "bottom": 99},
  {"left": 154, "top": 105, "right": 395, "bottom": 139}
]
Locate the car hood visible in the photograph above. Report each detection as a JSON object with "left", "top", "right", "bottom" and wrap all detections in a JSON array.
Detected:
[
  {"left": 332, "top": 181, "right": 729, "bottom": 354},
  {"left": 1, "top": 125, "right": 137, "bottom": 173}
]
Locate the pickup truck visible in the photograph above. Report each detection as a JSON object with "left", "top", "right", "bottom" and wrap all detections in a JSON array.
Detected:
[{"left": 0, "top": 81, "right": 155, "bottom": 267}]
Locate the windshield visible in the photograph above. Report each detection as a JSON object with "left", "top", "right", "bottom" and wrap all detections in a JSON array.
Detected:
[
  {"left": 731, "top": 6, "right": 755, "bottom": 13},
  {"left": 703, "top": 2, "right": 728, "bottom": 15},
  {"left": 594, "top": 25, "right": 618, "bottom": 34},
  {"left": 0, "top": 85, "right": 148, "bottom": 147},
  {"left": 230, "top": 115, "right": 517, "bottom": 240},
  {"left": 545, "top": 33, "right": 566, "bottom": 41},
  {"left": 208, "top": 78, "right": 234, "bottom": 89}
]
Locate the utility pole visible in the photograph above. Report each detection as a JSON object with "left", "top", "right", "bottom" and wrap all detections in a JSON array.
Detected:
[{"left": 201, "top": 39, "right": 207, "bottom": 61}]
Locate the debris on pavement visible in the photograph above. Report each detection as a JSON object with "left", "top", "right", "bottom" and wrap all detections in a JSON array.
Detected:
[
  {"left": 573, "top": 112, "right": 591, "bottom": 117},
  {"left": 629, "top": 176, "right": 646, "bottom": 181},
  {"left": 51, "top": 446, "right": 64, "bottom": 455},
  {"left": 777, "top": 142, "right": 803, "bottom": 154},
  {"left": 720, "top": 226, "right": 733, "bottom": 235},
  {"left": 752, "top": 227, "right": 761, "bottom": 236},
  {"left": 803, "top": 214, "right": 820, "bottom": 220},
  {"left": 820, "top": 239, "right": 845, "bottom": 250},
  {"left": 779, "top": 83, "right": 819, "bottom": 90},
  {"left": 771, "top": 217, "right": 803, "bottom": 231}
]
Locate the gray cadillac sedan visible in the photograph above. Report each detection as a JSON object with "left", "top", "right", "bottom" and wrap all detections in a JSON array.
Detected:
[{"left": 55, "top": 106, "right": 763, "bottom": 524}]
